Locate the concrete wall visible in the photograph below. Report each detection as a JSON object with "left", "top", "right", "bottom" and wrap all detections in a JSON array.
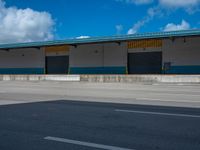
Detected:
[
  {"left": 69, "top": 43, "right": 127, "bottom": 74},
  {"left": 163, "top": 37, "right": 200, "bottom": 74},
  {"left": 0, "top": 48, "right": 45, "bottom": 74},
  {"left": 1, "top": 74, "right": 200, "bottom": 84}
]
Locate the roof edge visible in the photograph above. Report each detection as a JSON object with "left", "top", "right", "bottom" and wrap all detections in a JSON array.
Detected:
[{"left": 0, "top": 29, "right": 200, "bottom": 49}]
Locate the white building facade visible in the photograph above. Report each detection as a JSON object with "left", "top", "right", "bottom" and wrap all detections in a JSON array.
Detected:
[{"left": 0, "top": 30, "right": 200, "bottom": 74}]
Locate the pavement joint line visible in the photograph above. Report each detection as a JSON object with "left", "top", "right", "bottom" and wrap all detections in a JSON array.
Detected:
[
  {"left": 115, "top": 109, "right": 200, "bottom": 118},
  {"left": 44, "top": 136, "right": 135, "bottom": 150}
]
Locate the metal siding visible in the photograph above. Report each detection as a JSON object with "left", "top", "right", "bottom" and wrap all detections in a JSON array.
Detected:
[
  {"left": 128, "top": 39, "right": 162, "bottom": 49},
  {"left": 162, "top": 37, "right": 200, "bottom": 74},
  {"left": 103, "top": 42, "right": 127, "bottom": 67},
  {"left": 69, "top": 43, "right": 127, "bottom": 74},
  {"left": 0, "top": 48, "right": 45, "bottom": 69},
  {"left": 45, "top": 45, "right": 69, "bottom": 53},
  {"left": 70, "top": 44, "right": 103, "bottom": 68}
]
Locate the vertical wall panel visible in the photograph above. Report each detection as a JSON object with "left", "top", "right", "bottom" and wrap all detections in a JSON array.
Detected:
[
  {"left": 69, "top": 42, "right": 127, "bottom": 74},
  {"left": 162, "top": 37, "right": 200, "bottom": 74},
  {"left": 0, "top": 48, "right": 45, "bottom": 74}
]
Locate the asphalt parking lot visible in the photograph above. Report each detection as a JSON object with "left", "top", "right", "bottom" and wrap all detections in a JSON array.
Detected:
[
  {"left": 0, "top": 81, "right": 200, "bottom": 150},
  {"left": 0, "top": 100, "right": 200, "bottom": 150}
]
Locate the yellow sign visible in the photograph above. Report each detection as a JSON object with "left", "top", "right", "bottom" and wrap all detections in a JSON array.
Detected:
[
  {"left": 128, "top": 39, "right": 162, "bottom": 49},
  {"left": 45, "top": 45, "right": 69, "bottom": 54}
]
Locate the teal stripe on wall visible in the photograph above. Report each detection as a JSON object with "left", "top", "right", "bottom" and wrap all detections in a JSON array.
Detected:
[
  {"left": 164, "top": 66, "right": 200, "bottom": 74},
  {"left": 0, "top": 68, "right": 44, "bottom": 74},
  {"left": 1, "top": 66, "right": 199, "bottom": 75},
  {"left": 70, "top": 67, "right": 126, "bottom": 74}
]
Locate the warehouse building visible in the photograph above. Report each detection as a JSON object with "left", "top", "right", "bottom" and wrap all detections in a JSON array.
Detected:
[{"left": 0, "top": 30, "right": 200, "bottom": 75}]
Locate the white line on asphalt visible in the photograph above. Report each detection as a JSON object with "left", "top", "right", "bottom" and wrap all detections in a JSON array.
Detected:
[
  {"left": 44, "top": 136, "right": 135, "bottom": 150},
  {"left": 136, "top": 98, "right": 164, "bottom": 101},
  {"left": 136, "top": 98, "right": 200, "bottom": 103},
  {"left": 115, "top": 109, "right": 200, "bottom": 118}
]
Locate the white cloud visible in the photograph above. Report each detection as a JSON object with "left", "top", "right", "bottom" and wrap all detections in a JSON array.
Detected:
[
  {"left": 116, "top": 0, "right": 157, "bottom": 34},
  {"left": 127, "top": 6, "right": 160, "bottom": 34},
  {"left": 0, "top": 0, "right": 54, "bottom": 44},
  {"left": 116, "top": 24, "right": 123, "bottom": 35},
  {"left": 116, "top": 0, "right": 153, "bottom": 5},
  {"left": 76, "top": 36, "right": 90, "bottom": 39},
  {"left": 159, "top": 0, "right": 200, "bottom": 8},
  {"left": 126, "top": 0, "right": 199, "bottom": 34},
  {"left": 127, "top": 18, "right": 149, "bottom": 34},
  {"left": 159, "top": 0, "right": 200, "bottom": 13},
  {"left": 163, "top": 20, "right": 190, "bottom": 31}
]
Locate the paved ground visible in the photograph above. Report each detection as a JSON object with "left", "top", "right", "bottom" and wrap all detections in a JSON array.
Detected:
[
  {"left": 1, "top": 81, "right": 200, "bottom": 107},
  {"left": 0, "top": 81, "right": 200, "bottom": 150},
  {"left": 0, "top": 100, "right": 200, "bottom": 150}
]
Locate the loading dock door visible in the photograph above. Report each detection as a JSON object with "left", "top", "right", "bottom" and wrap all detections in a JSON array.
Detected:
[
  {"left": 46, "top": 56, "right": 69, "bottom": 74},
  {"left": 128, "top": 52, "right": 162, "bottom": 74}
]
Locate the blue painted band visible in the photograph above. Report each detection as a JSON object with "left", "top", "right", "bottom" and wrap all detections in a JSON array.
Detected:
[
  {"left": 0, "top": 68, "right": 44, "bottom": 74},
  {"left": 70, "top": 67, "right": 126, "bottom": 74},
  {"left": 164, "top": 66, "right": 200, "bottom": 74}
]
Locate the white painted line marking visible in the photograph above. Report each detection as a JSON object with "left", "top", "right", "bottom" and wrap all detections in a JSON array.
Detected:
[
  {"left": 44, "top": 136, "right": 135, "bottom": 150},
  {"left": 115, "top": 109, "right": 200, "bottom": 118},
  {"left": 136, "top": 98, "right": 162, "bottom": 101},
  {"left": 136, "top": 98, "right": 200, "bottom": 103}
]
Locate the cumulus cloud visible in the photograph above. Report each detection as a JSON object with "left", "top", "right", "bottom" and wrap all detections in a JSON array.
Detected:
[
  {"left": 163, "top": 20, "right": 190, "bottom": 31},
  {"left": 116, "top": 0, "right": 153, "bottom": 5},
  {"left": 0, "top": 0, "right": 55, "bottom": 44}
]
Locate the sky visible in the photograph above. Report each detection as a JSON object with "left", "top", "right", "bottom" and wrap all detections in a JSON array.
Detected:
[{"left": 0, "top": 0, "right": 200, "bottom": 44}]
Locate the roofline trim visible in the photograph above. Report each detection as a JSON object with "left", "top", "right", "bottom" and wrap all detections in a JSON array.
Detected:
[{"left": 0, "top": 29, "right": 200, "bottom": 49}]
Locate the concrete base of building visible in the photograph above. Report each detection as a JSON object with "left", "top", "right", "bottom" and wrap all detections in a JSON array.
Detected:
[
  {"left": 1, "top": 74, "right": 200, "bottom": 84},
  {"left": 80, "top": 75, "right": 200, "bottom": 84},
  {"left": 0, "top": 75, "right": 80, "bottom": 82}
]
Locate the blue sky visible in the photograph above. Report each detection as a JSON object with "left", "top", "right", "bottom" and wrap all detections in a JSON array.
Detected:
[{"left": 1, "top": 0, "right": 200, "bottom": 43}]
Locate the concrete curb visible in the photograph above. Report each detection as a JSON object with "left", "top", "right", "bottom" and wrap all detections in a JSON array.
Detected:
[
  {"left": 0, "top": 75, "right": 80, "bottom": 82},
  {"left": 0, "top": 75, "right": 200, "bottom": 84}
]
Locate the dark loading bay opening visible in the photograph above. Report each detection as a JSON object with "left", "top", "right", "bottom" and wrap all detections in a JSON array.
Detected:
[
  {"left": 128, "top": 52, "right": 162, "bottom": 74},
  {"left": 46, "top": 56, "right": 69, "bottom": 74}
]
